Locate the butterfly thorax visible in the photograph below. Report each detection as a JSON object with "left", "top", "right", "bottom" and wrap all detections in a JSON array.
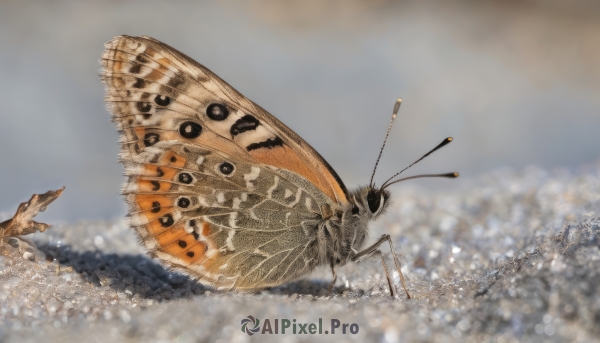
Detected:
[{"left": 318, "top": 186, "right": 391, "bottom": 266}]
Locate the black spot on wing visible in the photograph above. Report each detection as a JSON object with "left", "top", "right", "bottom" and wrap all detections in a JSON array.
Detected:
[
  {"left": 246, "top": 137, "right": 284, "bottom": 151},
  {"left": 129, "top": 63, "right": 142, "bottom": 74},
  {"left": 132, "top": 78, "right": 146, "bottom": 88},
  {"left": 143, "top": 133, "right": 159, "bottom": 146},
  {"left": 136, "top": 102, "right": 152, "bottom": 112},
  {"left": 159, "top": 214, "right": 174, "bottom": 227},
  {"left": 136, "top": 55, "right": 149, "bottom": 64},
  {"left": 154, "top": 95, "right": 170, "bottom": 106},
  {"left": 179, "top": 122, "right": 202, "bottom": 139},
  {"left": 177, "top": 197, "right": 190, "bottom": 208},
  {"left": 230, "top": 115, "right": 259, "bottom": 136},
  {"left": 167, "top": 75, "right": 185, "bottom": 89},
  {"left": 206, "top": 103, "right": 229, "bottom": 121}
]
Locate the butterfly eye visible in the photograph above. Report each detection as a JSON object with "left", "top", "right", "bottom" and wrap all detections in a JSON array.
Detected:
[
  {"left": 367, "top": 190, "right": 382, "bottom": 213},
  {"left": 206, "top": 103, "right": 229, "bottom": 121}
]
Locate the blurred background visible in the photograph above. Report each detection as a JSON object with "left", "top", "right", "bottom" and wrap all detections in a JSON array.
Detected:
[{"left": 0, "top": 0, "right": 599, "bottom": 222}]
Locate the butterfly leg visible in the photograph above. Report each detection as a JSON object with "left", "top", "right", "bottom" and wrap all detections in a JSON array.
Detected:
[
  {"left": 351, "top": 234, "right": 411, "bottom": 299},
  {"left": 327, "top": 260, "right": 337, "bottom": 295}
]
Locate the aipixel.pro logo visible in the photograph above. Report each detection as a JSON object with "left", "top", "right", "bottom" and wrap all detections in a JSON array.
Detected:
[{"left": 240, "top": 316, "right": 359, "bottom": 336}]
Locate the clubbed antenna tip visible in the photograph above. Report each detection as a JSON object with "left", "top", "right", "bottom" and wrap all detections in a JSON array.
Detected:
[{"left": 370, "top": 99, "right": 402, "bottom": 187}]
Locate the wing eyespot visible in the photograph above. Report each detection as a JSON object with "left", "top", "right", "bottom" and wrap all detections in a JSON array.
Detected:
[
  {"left": 154, "top": 95, "right": 170, "bottom": 106},
  {"left": 159, "top": 214, "right": 174, "bottom": 227},
  {"left": 206, "top": 103, "right": 229, "bottom": 121},
  {"left": 179, "top": 122, "right": 202, "bottom": 139},
  {"left": 218, "top": 162, "right": 234, "bottom": 175},
  {"left": 177, "top": 197, "right": 190, "bottom": 208},
  {"left": 143, "top": 133, "right": 160, "bottom": 147},
  {"left": 178, "top": 173, "right": 193, "bottom": 184},
  {"left": 136, "top": 102, "right": 152, "bottom": 113}
]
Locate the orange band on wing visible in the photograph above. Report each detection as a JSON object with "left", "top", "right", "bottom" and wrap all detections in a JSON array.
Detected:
[{"left": 249, "top": 145, "right": 346, "bottom": 203}]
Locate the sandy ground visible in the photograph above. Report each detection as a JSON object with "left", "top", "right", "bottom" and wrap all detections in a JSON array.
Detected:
[{"left": 1, "top": 163, "right": 599, "bottom": 342}]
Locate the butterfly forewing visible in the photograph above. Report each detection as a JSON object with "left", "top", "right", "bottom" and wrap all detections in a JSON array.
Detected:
[
  {"left": 102, "top": 35, "right": 348, "bottom": 203},
  {"left": 101, "top": 35, "right": 346, "bottom": 289}
]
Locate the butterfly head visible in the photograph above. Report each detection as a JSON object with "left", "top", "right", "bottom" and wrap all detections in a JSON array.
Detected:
[
  {"left": 359, "top": 100, "right": 459, "bottom": 223},
  {"left": 352, "top": 186, "right": 391, "bottom": 220}
]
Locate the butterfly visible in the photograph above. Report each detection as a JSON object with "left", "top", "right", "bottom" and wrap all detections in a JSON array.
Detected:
[{"left": 100, "top": 35, "right": 457, "bottom": 298}]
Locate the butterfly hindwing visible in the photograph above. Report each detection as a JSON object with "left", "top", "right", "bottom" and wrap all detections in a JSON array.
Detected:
[{"left": 118, "top": 141, "right": 325, "bottom": 289}]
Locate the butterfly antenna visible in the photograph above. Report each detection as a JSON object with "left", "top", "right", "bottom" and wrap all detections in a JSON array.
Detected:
[
  {"left": 380, "top": 137, "right": 454, "bottom": 189},
  {"left": 370, "top": 99, "right": 402, "bottom": 188},
  {"left": 383, "top": 172, "right": 459, "bottom": 189}
]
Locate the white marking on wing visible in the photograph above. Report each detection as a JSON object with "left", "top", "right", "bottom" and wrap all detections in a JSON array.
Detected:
[
  {"left": 216, "top": 192, "right": 225, "bottom": 204},
  {"left": 129, "top": 214, "right": 148, "bottom": 226},
  {"left": 196, "top": 156, "right": 205, "bottom": 165},
  {"left": 232, "top": 191, "right": 248, "bottom": 210},
  {"left": 305, "top": 197, "right": 317, "bottom": 213},
  {"left": 234, "top": 125, "right": 275, "bottom": 148},
  {"left": 249, "top": 210, "right": 260, "bottom": 221},
  {"left": 288, "top": 188, "right": 303, "bottom": 207},
  {"left": 123, "top": 182, "right": 138, "bottom": 193},
  {"left": 142, "top": 237, "right": 158, "bottom": 250},
  {"left": 124, "top": 164, "right": 144, "bottom": 176},
  {"left": 267, "top": 176, "right": 279, "bottom": 198},
  {"left": 253, "top": 248, "right": 271, "bottom": 258},
  {"left": 205, "top": 248, "right": 218, "bottom": 258},
  {"left": 197, "top": 196, "right": 210, "bottom": 207},
  {"left": 225, "top": 229, "right": 236, "bottom": 251},
  {"left": 244, "top": 166, "right": 261, "bottom": 191},
  {"left": 228, "top": 213, "right": 238, "bottom": 228},
  {"left": 284, "top": 189, "right": 293, "bottom": 199}
]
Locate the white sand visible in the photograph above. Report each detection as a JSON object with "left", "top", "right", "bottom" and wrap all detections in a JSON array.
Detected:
[{"left": 1, "top": 164, "right": 599, "bottom": 342}]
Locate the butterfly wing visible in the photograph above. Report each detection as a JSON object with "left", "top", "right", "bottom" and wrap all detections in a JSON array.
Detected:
[
  {"left": 101, "top": 35, "right": 345, "bottom": 289},
  {"left": 102, "top": 35, "right": 349, "bottom": 204}
]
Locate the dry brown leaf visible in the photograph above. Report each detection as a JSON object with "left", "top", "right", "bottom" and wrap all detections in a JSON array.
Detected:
[{"left": 0, "top": 187, "right": 65, "bottom": 243}]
